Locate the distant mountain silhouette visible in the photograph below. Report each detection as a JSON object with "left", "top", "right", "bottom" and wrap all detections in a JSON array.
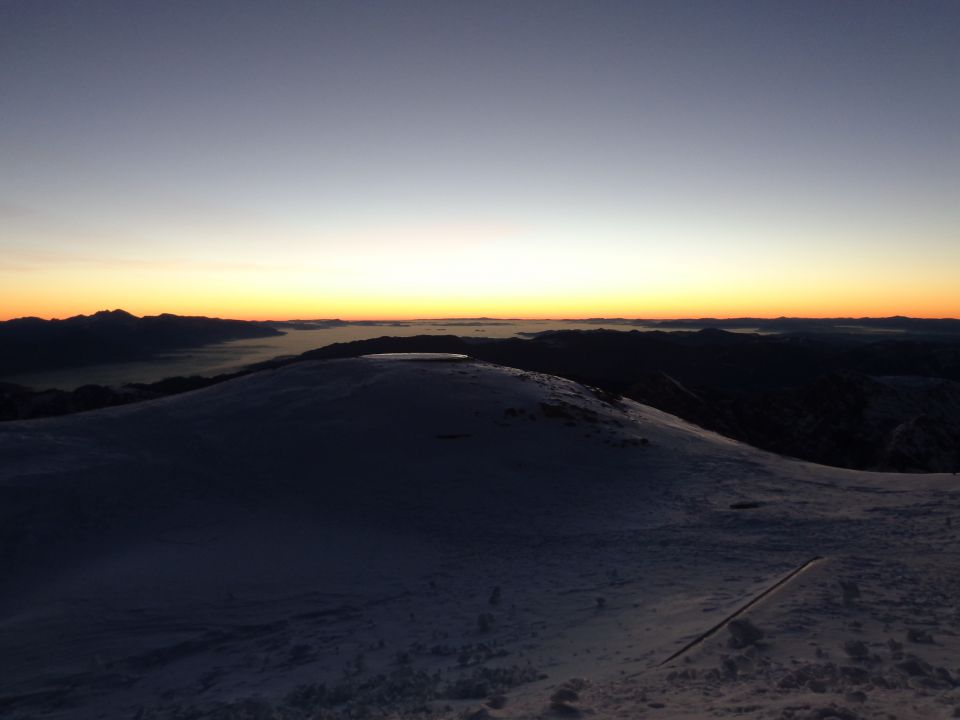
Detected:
[
  {"left": 648, "top": 316, "right": 960, "bottom": 335},
  {"left": 0, "top": 310, "right": 282, "bottom": 376}
]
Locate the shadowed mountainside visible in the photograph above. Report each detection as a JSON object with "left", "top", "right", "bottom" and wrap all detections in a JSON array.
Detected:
[{"left": 291, "top": 330, "right": 960, "bottom": 472}]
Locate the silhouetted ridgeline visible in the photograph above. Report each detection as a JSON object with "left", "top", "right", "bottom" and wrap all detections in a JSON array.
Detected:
[
  {"left": 3, "top": 326, "right": 960, "bottom": 472},
  {"left": 293, "top": 328, "right": 960, "bottom": 390},
  {"left": 0, "top": 309, "right": 282, "bottom": 376},
  {"left": 285, "top": 329, "right": 960, "bottom": 472}
]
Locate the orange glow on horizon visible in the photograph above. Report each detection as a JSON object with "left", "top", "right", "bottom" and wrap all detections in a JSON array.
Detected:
[
  {"left": 4, "top": 241, "right": 958, "bottom": 322},
  {"left": 4, "top": 296, "right": 958, "bottom": 323}
]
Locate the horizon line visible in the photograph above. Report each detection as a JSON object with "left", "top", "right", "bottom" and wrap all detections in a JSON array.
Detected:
[{"left": 4, "top": 309, "right": 960, "bottom": 324}]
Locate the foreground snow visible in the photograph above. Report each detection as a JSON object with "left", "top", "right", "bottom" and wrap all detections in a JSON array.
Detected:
[{"left": 0, "top": 356, "right": 958, "bottom": 719}]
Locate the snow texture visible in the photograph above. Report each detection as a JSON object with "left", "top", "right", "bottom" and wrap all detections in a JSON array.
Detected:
[{"left": 1, "top": 355, "right": 958, "bottom": 719}]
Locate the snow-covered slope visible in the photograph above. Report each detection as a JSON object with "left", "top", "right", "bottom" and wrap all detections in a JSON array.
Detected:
[{"left": 1, "top": 355, "right": 958, "bottom": 719}]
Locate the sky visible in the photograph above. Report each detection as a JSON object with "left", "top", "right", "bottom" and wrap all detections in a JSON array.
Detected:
[{"left": 1, "top": 0, "right": 958, "bottom": 320}]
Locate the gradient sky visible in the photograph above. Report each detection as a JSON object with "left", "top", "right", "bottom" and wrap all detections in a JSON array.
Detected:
[{"left": 2, "top": 0, "right": 958, "bottom": 320}]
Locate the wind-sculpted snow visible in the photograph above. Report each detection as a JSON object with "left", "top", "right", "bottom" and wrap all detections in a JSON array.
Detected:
[{"left": 0, "top": 356, "right": 958, "bottom": 719}]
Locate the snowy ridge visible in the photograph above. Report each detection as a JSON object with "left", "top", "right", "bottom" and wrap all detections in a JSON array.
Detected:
[{"left": 1, "top": 356, "right": 958, "bottom": 719}]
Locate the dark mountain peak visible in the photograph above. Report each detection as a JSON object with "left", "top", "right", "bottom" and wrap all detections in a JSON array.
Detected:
[
  {"left": 77, "top": 309, "right": 139, "bottom": 328},
  {"left": 6, "top": 316, "right": 46, "bottom": 327},
  {"left": 90, "top": 308, "right": 137, "bottom": 321}
]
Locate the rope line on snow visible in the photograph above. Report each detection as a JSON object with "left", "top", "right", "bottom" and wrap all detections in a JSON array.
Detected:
[{"left": 658, "top": 555, "right": 826, "bottom": 667}]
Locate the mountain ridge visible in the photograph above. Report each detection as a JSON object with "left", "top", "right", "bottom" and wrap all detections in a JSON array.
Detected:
[{"left": 0, "top": 309, "right": 282, "bottom": 376}]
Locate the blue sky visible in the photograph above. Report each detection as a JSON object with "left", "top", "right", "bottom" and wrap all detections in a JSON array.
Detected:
[{"left": 2, "top": 0, "right": 958, "bottom": 318}]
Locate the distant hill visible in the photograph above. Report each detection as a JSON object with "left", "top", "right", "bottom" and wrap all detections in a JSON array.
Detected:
[
  {"left": 0, "top": 309, "right": 282, "bottom": 376},
  {"left": 283, "top": 329, "right": 960, "bottom": 472},
  {"left": 3, "top": 322, "right": 960, "bottom": 472}
]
